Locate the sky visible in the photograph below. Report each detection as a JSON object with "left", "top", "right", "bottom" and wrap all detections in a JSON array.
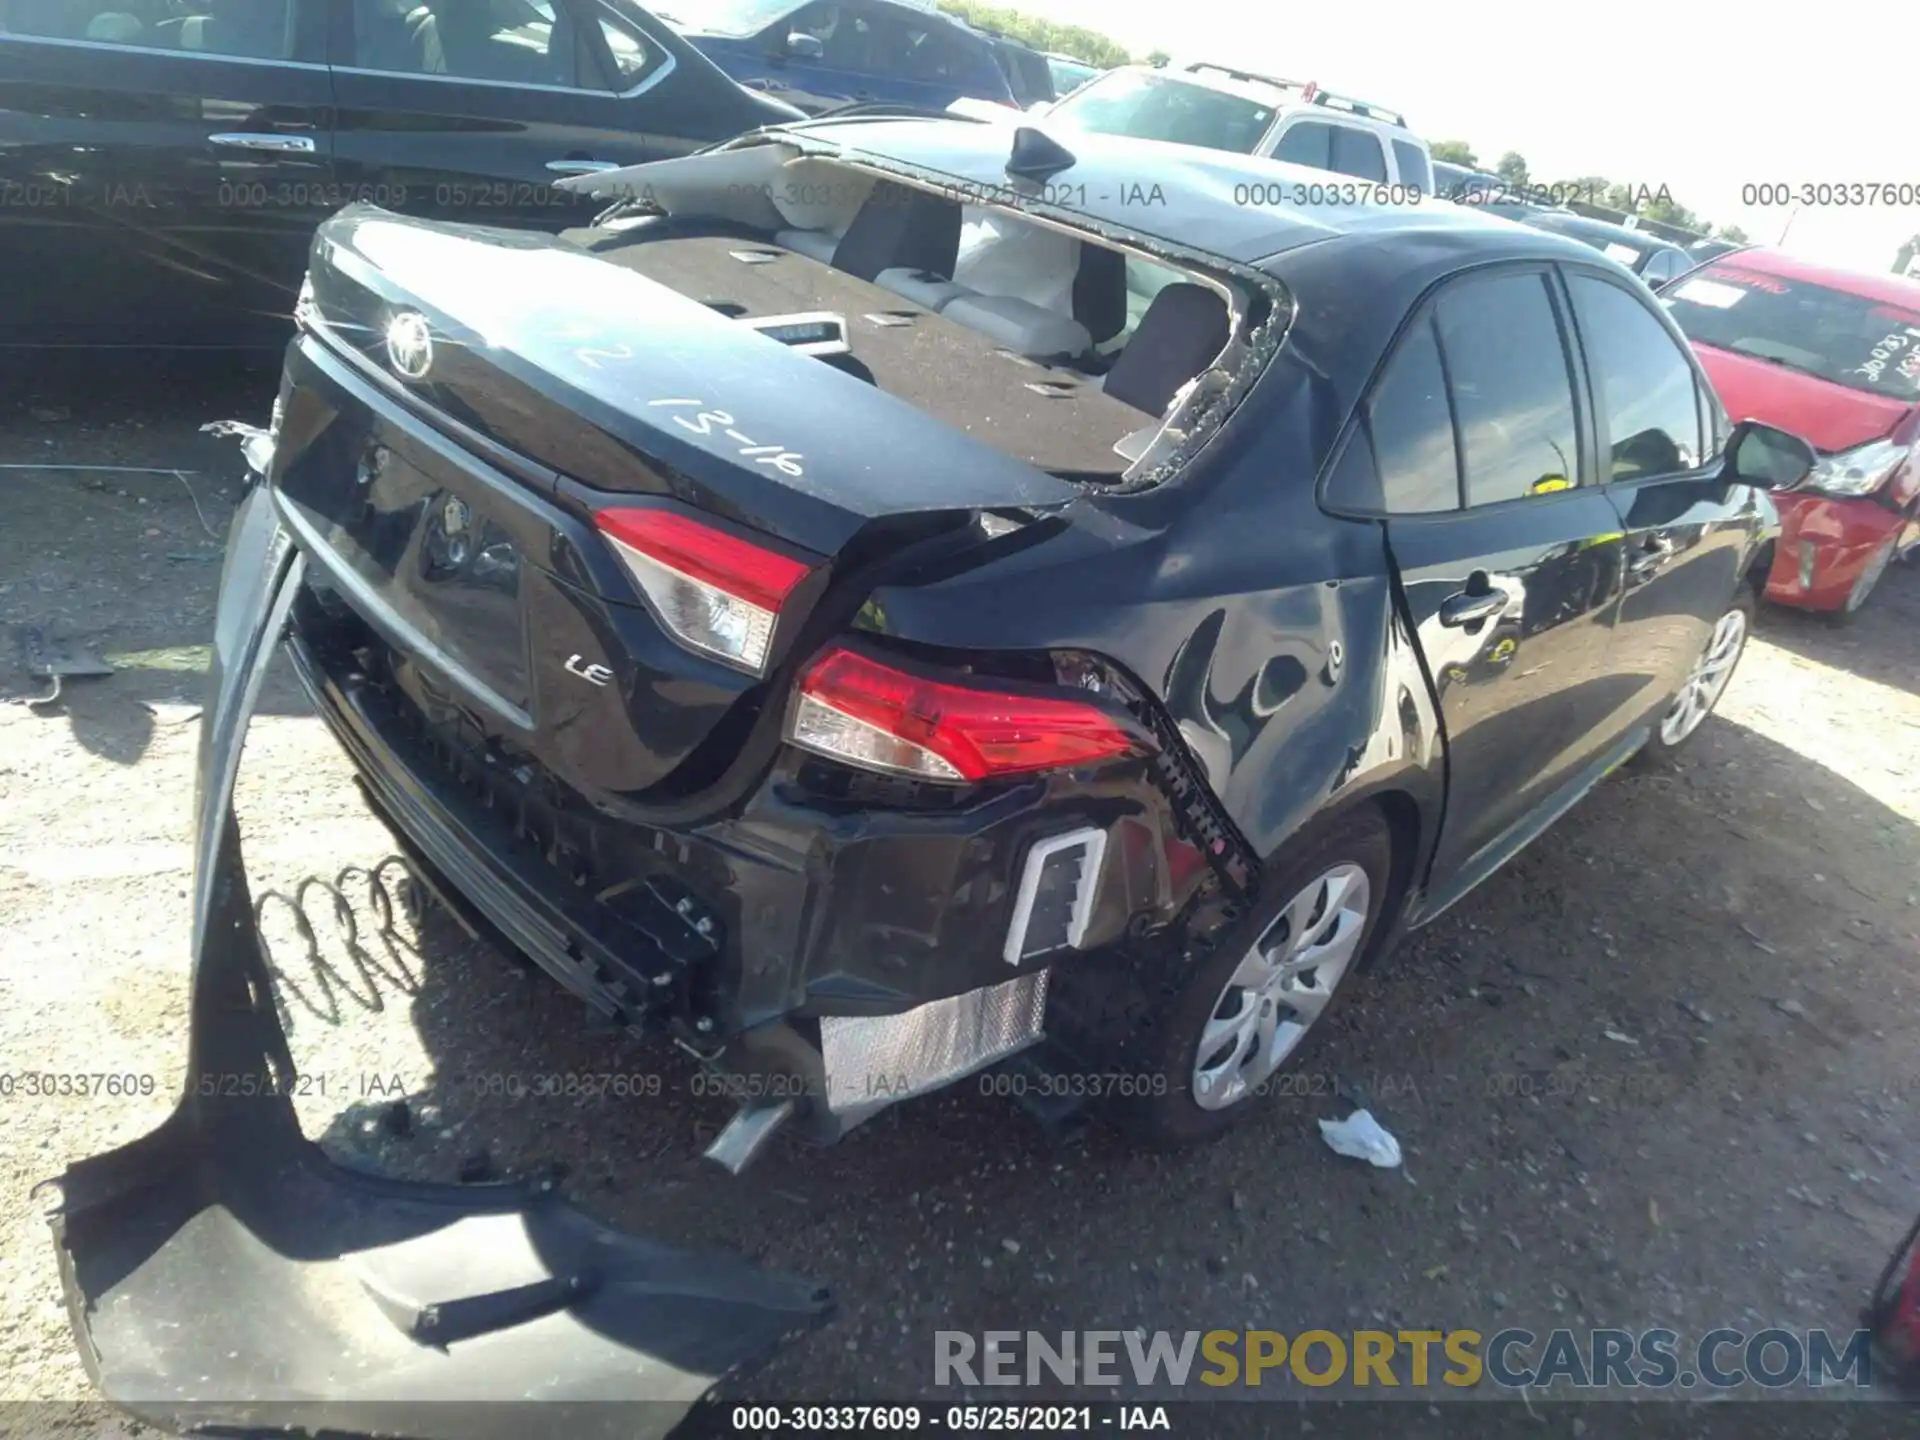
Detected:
[{"left": 1011, "top": 0, "right": 1920, "bottom": 275}]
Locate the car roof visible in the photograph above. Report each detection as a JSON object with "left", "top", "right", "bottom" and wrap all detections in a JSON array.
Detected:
[
  {"left": 1701, "top": 246, "right": 1920, "bottom": 308},
  {"left": 1526, "top": 212, "right": 1681, "bottom": 254},
  {"left": 783, "top": 115, "right": 1591, "bottom": 268},
  {"left": 1096, "top": 63, "right": 1416, "bottom": 136},
  {"left": 1431, "top": 160, "right": 1503, "bottom": 183}
]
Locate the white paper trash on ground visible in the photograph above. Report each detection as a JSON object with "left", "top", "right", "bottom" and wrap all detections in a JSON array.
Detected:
[{"left": 1318, "top": 1109, "right": 1403, "bottom": 1168}]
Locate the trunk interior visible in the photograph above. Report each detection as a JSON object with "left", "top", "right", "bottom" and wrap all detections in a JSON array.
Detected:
[
  {"left": 562, "top": 227, "right": 1153, "bottom": 480},
  {"left": 555, "top": 144, "right": 1260, "bottom": 484}
]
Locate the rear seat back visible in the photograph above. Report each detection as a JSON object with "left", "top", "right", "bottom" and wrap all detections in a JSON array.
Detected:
[
  {"left": 1102, "top": 282, "right": 1230, "bottom": 416},
  {"left": 829, "top": 180, "right": 962, "bottom": 283},
  {"left": 1073, "top": 243, "right": 1128, "bottom": 346}
]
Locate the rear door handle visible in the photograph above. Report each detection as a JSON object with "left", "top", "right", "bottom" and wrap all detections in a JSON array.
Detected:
[
  {"left": 546, "top": 159, "right": 619, "bottom": 175},
  {"left": 210, "top": 132, "right": 316, "bottom": 154},
  {"left": 1438, "top": 587, "right": 1509, "bottom": 627}
]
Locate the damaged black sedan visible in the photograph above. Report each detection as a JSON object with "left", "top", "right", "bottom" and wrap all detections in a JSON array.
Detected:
[{"left": 246, "top": 116, "right": 1808, "bottom": 1157}]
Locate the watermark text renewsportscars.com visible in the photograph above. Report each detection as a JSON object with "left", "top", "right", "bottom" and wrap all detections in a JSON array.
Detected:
[{"left": 935, "top": 1326, "right": 1874, "bottom": 1392}]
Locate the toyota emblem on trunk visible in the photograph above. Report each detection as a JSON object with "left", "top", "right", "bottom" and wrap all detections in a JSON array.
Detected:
[{"left": 385, "top": 311, "right": 434, "bottom": 381}]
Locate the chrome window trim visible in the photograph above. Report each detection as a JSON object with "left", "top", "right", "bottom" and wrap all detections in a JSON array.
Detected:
[
  {"left": 329, "top": 50, "right": 674, "bottom": 98},
  {"left": 0, "top": 33, "right": 325, "bottom": 68},
  {"left": 332, "top": 0, "right": 678, "bottom": 102}
]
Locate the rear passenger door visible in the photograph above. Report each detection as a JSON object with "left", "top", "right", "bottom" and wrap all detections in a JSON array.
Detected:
[
  {"left": 0, "top": 0, "right": 334, "bottom": 346},
  {"left": 328, "top": 0, "right": 710, "bottom": 234},
  {"left": 1562, "top": 265, "right": 1748, "bottom": 735},
  {"left": 1323, "top": 265, "right": 1631, "bottom": 895}
]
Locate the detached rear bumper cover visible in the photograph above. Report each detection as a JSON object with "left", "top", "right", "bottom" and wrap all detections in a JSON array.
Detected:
[{"left": 41, "top": 487, "right": 831, "bottom": 1439}]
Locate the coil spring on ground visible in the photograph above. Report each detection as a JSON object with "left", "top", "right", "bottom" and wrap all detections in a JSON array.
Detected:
[{"left": 253, "top": 856, "right": 430, "bottom": 1027}]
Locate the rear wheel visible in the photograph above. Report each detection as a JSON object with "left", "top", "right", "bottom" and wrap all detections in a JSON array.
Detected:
[
  {"left": 1105, "top": 806, "right": 1397, "bottom": 1147},
  {"left": 1638, "top": 590, "right": 1753, "bottom": 765}
]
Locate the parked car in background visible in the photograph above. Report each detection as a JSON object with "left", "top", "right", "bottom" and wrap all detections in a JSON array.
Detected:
[
  {"left": 1043, "top": 49, "right": 1099, "bottom": 96},
  {"left": 1520, "top": 212, "right": 1694, "bottom": 287},
  {"left": 982, "top": 29, "right": 1053, "bottom": 109},
  {"left": 1688, "top": 236, "right": 1747, "bottom": 266},
  {"left": 230, "top": 112, "right": 1797, "bottom": 1162},
  {"left": 1430, "top": 160, "right": 1508, "bottom": 202},
  {"left": 659, "top": 0, "right": 1017, "bottom": 113},
  {"left": 1665, "top": 250, "right": 1920, "bottom": 618},
  {"left": 1042, "top": 62, "right": 1432, "bottom": 192},
  {"left": 0, "top": 0, "right": 803, "bottom": 349}
]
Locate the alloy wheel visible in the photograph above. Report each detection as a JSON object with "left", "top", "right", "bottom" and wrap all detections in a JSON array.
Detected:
[
  {"left": 1192, "top": 863, "right": 1370, "bottom": 1111},
  {"left": 1658, "top": 606, "right": 1747, "bottom": 747}
]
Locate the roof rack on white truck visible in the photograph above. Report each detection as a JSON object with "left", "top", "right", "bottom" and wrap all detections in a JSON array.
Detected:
[{"left": 1180, "top": 62, "right": 1409, "bottom": 128}]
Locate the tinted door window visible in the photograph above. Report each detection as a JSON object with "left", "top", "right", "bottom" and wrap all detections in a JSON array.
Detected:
[
  {"left": 351, "top": 0, "right": 595, "bottom": 86},
  {"left": 1567, "top": 272, "right": 1704, "bottom": 478},
  {"left": 885, "top": 18, "right": 971, "bottom": 85},
  {"left": 1434, "top": 273, "right": 1583, "bottom": 505},
  {"left": 590, "top": 1, "right": 666, "bottom": 88},
  {"left": 2, "top": 0, "right": 295, "bottom": 55},
  {"left": 1391, "top": 139, "right": 1431, "bottom": 193},
  {"left": 788, "top": 2, "right": 880, "bottom": 73},
  {"left": 1271, "top": 119, "right": 1332, "bottom": 169},
  {"left": 1328, "top": 125, "right": 1387, "bottom": 182},
  {"left": 1364, "top": 316, "right": 1461, "bottom": 512}
]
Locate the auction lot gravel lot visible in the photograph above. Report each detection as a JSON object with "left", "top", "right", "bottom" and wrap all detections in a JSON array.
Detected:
[{"left": 2, "top": 359, "right": 1917, "bottom": 1435}]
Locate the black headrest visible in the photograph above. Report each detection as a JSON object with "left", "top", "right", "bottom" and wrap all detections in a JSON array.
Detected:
[
  {"left": 1072, "top": 243, "right": 1127, "bottom": 346},
  {"left": 830, "top": 181, "right": 962, "bottom": 284},
  {"left": 1102, "top": 282, "right": 1231, "bottom": 417}
]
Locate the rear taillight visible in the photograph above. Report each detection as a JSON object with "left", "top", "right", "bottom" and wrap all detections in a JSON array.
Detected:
[
  {"left": 789, "top": 646, "right": 1146, "bottom": 784},
  {"left": 595, "top": 508, "right": 816, "bottom": 675}
]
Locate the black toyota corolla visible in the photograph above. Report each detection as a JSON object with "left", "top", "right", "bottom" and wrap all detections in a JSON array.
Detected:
[{"left": 227, "top": 115, "right": 1812, "bottom": 1160}]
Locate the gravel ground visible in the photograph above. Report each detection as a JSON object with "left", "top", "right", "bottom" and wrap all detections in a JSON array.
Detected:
[{"left": 2, "top": 360, "right": 1917, "bottom": 1432}]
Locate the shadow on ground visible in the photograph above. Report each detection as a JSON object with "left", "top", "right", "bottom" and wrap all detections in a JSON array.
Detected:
[
  {"left": 1753, "top": 558, "right": 1919, "bottom": 699},
  {"left": 1, "top": 355, "right": 295, "bottom": 761}
]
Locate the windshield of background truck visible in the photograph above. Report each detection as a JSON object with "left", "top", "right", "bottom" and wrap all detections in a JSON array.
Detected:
[{"left": 1045, "top": 71, "right": 1276, "bottom": 155}]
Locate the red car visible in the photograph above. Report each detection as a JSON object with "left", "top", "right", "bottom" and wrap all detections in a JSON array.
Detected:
[{"left": 1664, "top": 248, "right": 1920, "bottom": 617}]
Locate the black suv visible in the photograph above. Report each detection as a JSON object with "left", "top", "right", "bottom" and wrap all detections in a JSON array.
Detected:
[
  {"left": 0, "top": 0, "right": 802, "bottom": 347},
  {"left": 218, "top": 114, "right": 1808, "bottom": 1157}
]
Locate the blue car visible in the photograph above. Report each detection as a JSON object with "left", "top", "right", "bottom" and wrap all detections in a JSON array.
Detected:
[{"left": 657, "top": 0, "right": 1019, "bottom": 113}]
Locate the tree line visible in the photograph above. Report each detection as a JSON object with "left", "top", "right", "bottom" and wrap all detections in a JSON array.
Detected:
[{"left": 1430, "top": 142, "right": 1748, "bottom": 242}]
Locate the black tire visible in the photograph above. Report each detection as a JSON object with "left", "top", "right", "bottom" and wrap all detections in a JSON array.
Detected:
[
  {"left": 1635, "top": 588, "right": 1755, "bottom": 768},
  {"left": 1098, "top": 805, "right": 1398, "bottom": 1148}
]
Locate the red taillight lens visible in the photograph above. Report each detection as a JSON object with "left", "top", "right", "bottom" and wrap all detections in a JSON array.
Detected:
[
  {"left": 595, "top": 508, "right": 816, "bottom": 675},
  {"left": 789, "top": 646, "right": 1145, "bottom": 784}
]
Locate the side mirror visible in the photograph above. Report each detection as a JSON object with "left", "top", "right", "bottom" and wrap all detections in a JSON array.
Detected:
[
  {"left": 1725, "top": 419, "right": 1816, "bottom": 490},
  {"left": 784, "top": 31, "right": 823, "bottom": 60}
]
